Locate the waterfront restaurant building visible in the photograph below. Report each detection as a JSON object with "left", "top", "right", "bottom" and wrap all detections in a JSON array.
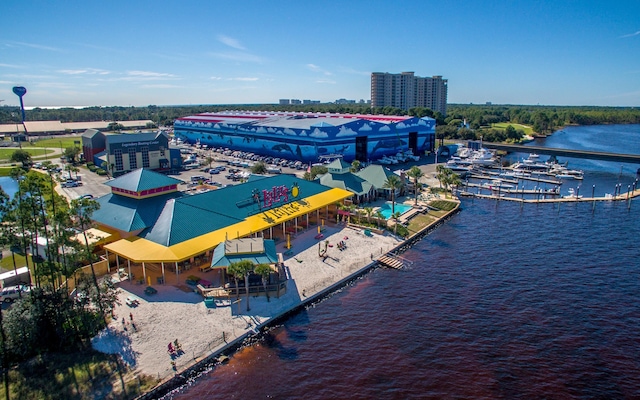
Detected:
[
  {"left": 173, "top": 111, "right": 436, "bottom": 163},
  {"left": 92, "top": 169, "right": 352, "bottom": 283}
]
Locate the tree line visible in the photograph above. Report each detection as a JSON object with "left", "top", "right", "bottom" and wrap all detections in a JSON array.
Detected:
[
  {"left": 0, "top": 167, "right": 118, "bottom": 395},
  {"left": 2, "top": 103, "right": 638, "bottom": 142}
]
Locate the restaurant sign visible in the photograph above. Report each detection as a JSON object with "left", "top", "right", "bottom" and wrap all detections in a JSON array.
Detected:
[{"left": 261, "top": 184, "right": 299, "bottom": 208}]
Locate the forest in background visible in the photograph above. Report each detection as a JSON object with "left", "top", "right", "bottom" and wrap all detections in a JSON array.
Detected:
[{"left": 1, "top": 103, "right": 639, "bottom": 142}]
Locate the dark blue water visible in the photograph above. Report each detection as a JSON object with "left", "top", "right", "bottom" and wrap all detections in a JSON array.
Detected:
[{"left": 166, "top": 125, "right": 640, "bottom": 399}]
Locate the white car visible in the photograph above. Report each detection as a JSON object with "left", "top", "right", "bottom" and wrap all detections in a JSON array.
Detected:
[{"left": 0, "top": 285, "right": 31, "bottom": 303}]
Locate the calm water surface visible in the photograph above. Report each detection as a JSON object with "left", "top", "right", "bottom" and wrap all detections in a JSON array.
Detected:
[{"left": 165, "top": 125, "right": 640, "bottom": 399}]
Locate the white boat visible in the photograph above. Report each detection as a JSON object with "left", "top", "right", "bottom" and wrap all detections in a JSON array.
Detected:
[
  {"left": 469, "top": 148, "right": 498, "bottom": 166},
  {"left": 482, "top": 179, "right": 514, "bottom": 190},
  {"left": 554, "top": 168, "right": 584, "bottom": 180},
  {"left": 563, "top": 188, "right": 583, "bottom": 199},
  {"left": 446, "top": 159, "right": 473, "bottom": 172}
]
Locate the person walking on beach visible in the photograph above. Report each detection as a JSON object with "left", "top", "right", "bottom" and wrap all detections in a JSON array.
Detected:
[{"left": 129, "top": 312, "right": 133, "bottom": 321}]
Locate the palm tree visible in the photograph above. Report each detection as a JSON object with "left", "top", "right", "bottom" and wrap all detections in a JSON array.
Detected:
[
  {"left": 382, "top": 174, "right": 402, "bottom": 216},
  {"left": 407, "top": 166, "right": 424, "bottom": 205},
  {"left": 227, "top": 260, "right": 254, "bottom": 312},
  {"left": 435, "top": 166, "right": 461, "bottom": 193},
  {"left": 254, "top": 263, "right": 272, "bottom": 302},
  {"left": 364, "top": 206, "right": 374, "bottom": 225},
  {"left": 392, "top": 211, "right": 402, "bottom": 235},
  {"left": 374, "top": 210, "right": 385, "bottom": 228},
  {"left": 350, "top": 160, "right": 361, "bottom": 173},
  {"left": 100, "top": 161, "right": 110, "bottom": 178},
  {"left": 435, "top": 165, "right": 448, "bottom": 189}
]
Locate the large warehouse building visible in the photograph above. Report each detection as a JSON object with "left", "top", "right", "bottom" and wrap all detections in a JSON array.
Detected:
[{"left": 173, "top": 111, "right": 436, "bottom": 163}]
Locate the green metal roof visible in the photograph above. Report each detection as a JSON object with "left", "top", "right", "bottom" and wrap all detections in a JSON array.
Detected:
[
  {"left": 355, "top": 164, "right": 397, "bottom": 189},
  {"left": 142, "top": 198, "right": 243, "bottom": 246},
  {"left": 93, "top": 191, "right": 184, "bottom": 233},
  {"left": 316, "top": 172, "right": 373, "bottom": 196},
  {"left": 210, "top": 239, "right": 278, "bottom": 267},
  {"left": 94, "top": 174, "right": 333, "bottom": 246},
  {"left": 106, "top": 168, "right": 184, "bottom": 192},
  {"left": 326, "top": 158, "right": 351, "bottom": 172}
]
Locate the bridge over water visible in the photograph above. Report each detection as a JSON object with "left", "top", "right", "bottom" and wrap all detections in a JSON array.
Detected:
[{"left": 481, "top": 143, "right": 640, "bottom": 164}]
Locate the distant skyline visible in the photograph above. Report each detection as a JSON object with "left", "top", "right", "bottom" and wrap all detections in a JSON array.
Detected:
[{"left": 1, "top": 0, "right": 639, "bottom": 108}]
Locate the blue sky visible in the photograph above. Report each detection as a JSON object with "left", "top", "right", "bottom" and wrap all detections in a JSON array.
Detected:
[{"left": 1, "top": 0, "right": 639, "bottom": 108}]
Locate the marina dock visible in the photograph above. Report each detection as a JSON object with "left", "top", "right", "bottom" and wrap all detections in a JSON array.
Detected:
[{"left": 459, "top": 188, "right": 640, "bottom": 203}]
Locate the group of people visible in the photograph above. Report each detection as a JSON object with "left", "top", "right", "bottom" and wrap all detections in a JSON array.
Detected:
[
  {"left": 337, "top": 240, "right": 347, "bottom": 251},
  {"left": 167, "top": 339, "right": 182, "bottom": 355}
]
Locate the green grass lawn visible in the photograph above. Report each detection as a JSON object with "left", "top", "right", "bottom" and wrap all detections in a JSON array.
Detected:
[
  {"left": 29, "top": 138, "right": 80, "bottom": 149},
  {"left": 492, "top": 122, "right": 533, "bottom": 135},
  {"left": 0, "top": 167, "right": 16, "bottom": 177},
  {"left": 0, "top": 147, "right": 54, "bottom": 160},
  {"left": 0, "top": 251, "right": 30, "bottom": 271}
]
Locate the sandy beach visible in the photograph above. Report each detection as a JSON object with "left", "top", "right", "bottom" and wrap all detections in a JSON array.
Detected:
[{"left": 91, "top": 222, "right": 402, "bottom": 379}]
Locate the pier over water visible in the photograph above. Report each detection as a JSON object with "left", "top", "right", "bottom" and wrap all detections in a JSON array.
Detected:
[{"left": 482, "top": 143, "right": 640, "bottom": 164}]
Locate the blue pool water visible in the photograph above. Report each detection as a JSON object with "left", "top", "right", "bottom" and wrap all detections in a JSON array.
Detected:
[{"left": 379, "top": 202, "right": 412, "bottom": 219}]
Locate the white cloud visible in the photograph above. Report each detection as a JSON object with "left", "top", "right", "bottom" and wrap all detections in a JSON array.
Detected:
[
  {"left": 307, "top": 63, "right": 333, "bottom": 76},
  {"left": 127, "top": 70, "right": 176, "bottom": 78},
  {"left": 140, "top": 84, "right": 182, "bottom": 89},
  {"left": 309, "top": 128, "right": 329, "bottom": 138},
  {"left": 228, "top": 77, "right": 259, "bottom": 81},
  {"left": 316, "top": 79, "right": 336, "bottom": 84},
  {"left": 620, "top": 30, "right": 640, "bottom": 38},
  {"left": 0, "top": 63, "right": 21, "bottom": 68},
  {"left": 7, "top": 41, "right": 62, "bottom": 52},
  {"left": 339, "top": 66, "right": 370, "bottom": 76},
  {"left": 217, "top": 35, "right": 246, "bottom": 50},
  {"left": 283, "top": 128, "right": 297, "bottom": 136},
  {"left": 58, "top": 68, "right": 110, "bottom": 75},
  {"left": 209, "top": 52, "right": 265, "bottom": 64},
  {"left": 359, "top": 123, "right": 372, "bottom": 131},
  {"left": 379, "top": 125, "right": 391, "bottom": 132},
  {"left": 336, "top": 126, "right": 358, "bottom": 137}
]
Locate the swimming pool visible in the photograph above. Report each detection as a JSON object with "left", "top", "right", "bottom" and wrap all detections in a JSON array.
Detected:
[{"left": 378, "top": 202, "right": 412, "bottom": 219}]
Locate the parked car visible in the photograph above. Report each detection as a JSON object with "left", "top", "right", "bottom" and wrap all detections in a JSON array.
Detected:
[
  {"left": 0, "top": 284, "right": 31, "bottom": 303},
  {"left": 61, "top": 180, "right": 79, "bottom": 188}
]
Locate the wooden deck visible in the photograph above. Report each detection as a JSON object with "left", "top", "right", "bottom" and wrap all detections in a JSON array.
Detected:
[{"left": 377, "top": 255, "right": 404, "bottom": 269}]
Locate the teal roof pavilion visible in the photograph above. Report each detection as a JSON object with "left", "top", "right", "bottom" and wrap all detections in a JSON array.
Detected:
[{"left": 106, "top": 168, "right": 183, "bottom": 193}]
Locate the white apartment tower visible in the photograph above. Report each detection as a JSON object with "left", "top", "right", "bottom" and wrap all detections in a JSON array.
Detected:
[{"left": 371, "top": 72, "right": 448, "bottom": 115}]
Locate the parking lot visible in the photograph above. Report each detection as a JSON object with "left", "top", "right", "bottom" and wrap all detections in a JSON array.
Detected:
[
  {"left": 52, "top": 143, "right": 310, "bottom": 200},
  {"left": 173, "top": 144, "right": 308, "bottom": 188}
]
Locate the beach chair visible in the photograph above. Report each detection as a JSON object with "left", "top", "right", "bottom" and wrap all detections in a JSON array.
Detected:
[
  {"left": 364, "top": 229, "right": 373, "bottom": 237},
  {"left": 125, "top": 296, "right": 139, "bottom": 307}
]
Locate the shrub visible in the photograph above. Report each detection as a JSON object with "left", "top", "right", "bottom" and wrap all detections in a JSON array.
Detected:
[
  {"left": 96, "top": 169, "right": 107, "bottom": 176},
  {"left": 395, "top": 225, "right": 410, "bottom": 237}
]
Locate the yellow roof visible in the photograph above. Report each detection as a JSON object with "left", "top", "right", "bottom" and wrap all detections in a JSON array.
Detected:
[{"left": 104, "top": 187, "right": 352, "bottom": 263}]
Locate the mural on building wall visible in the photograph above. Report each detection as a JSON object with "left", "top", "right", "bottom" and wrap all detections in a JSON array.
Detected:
[{"left": 173, "top": 114, "right": 435, "bottom": 162}]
